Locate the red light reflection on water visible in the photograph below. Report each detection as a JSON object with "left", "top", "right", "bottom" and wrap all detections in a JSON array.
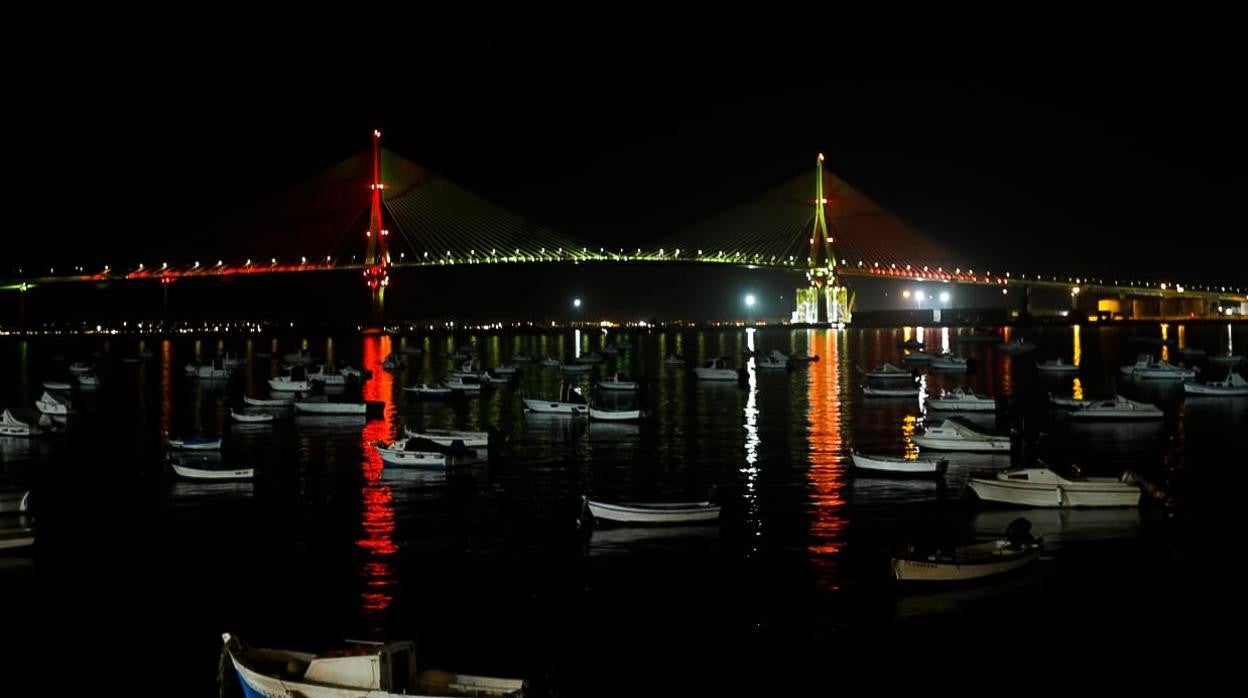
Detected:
[
  {"left": 805, "top": 330, "right": 847, "bottom": 590},
  {"left": 358, "top": 334, "right": 396, "bottom": 614}
]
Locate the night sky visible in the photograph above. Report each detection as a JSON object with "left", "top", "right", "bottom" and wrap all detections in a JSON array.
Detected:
[{"left": 6, "top": 21, "right": 1247, "bottom": 286}]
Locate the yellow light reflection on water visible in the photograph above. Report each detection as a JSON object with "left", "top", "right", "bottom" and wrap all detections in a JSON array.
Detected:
[
  {"left": 1160, "top": 323, "right": 1170, "bottom": 363},
  {"left": 1072, "top": 377, "right": 1084, "bottom": 401},
  {"left": 902, "top": 414, "right": 919, "bottom": 460},
  {"left": 1072, "top": 324, "right": 1082, "bottom": 367},
  {"left": 806, "top": 329, "right": 846, "bottom": 590},
  {"left": 358, "top": 334, "right": 397, "bottom": 619}
]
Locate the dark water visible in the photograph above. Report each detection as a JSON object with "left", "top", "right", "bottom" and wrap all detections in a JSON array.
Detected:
[{"left": 2, "top": 323, "right": 1247, "bottom": 693}]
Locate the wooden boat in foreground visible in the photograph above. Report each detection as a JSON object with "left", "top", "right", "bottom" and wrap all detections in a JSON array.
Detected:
[
  {"left": 891, "top": 518, "right": 1041, "bottom": 582},
  {"left": 221, "top": 633, "right": 525, "bottom": 697}
]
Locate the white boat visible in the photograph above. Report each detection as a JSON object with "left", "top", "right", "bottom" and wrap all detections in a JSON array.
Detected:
[
  {"left": 307, "top": 365, "right": 347, "bottom": 386},
  {"left": 35, "top": 391, "right": 69, "bottom": 416},
  {"left": 1036, "top": 358, "right": 1079, "bottom": 373},
  {"left": 969, "top": 466, "right": 1140, "bottom": 507},
  {"left": 912, "top": 418, "right": 1010, "bottom": 452},
  {"left": 863, "top": 362, "right": 914, "bottom": 380},
  {"left": 1, "top": 410, "right": 41, "bottom": 437},
  {"left": 929, "top": 354, "right": 969, "bottom": 371},
  {"left": 927, "top": 389, "right": 998, "bottom": 412},
  {"left": 559, "top": 362, "right": 593, "bottom": 374},
  {"left": 863, "top": 386, "right": 919, "bottom": 397},
  {"left": 584, "top": 496, "right": 720, "bottom": 524},
  {"left": 168, "top": 436, "right": 222, "bottom": 450},
  {"left": 902, "top": 351, "right": 936, "bottom": 362},
  {"left": 170, "top": 460, "right": 253, "bottom": 480},
  {"left": 375, "top": 438, "right": 480, "bottom": 468},
  {"left": 589, "top": 406, "right": 642, "bottom": 421},
  {"left": 491, "top": 364, "right": 518, "bottom": 375},
  {"left": 403, "top": 383, "right": 453, "bottom": 398},
  {"left": 1210, "top": 353, "right": 1245, "bottom": 366},
  {"left": 540, "top": 357, "right": 563, "bottom": 368},
  {"left": 787, "top": 352, "right": 819, "bottom": 363},
  {"left": 269, "top": 371, "right": 312, "bottom": 392},
  {"left": 0, "top": 490, "right": 30, "bottom": 516},
  {"left": 294, "top": 398, "right": 367, "bottom": 415},
  {"left": 185, "top": 361, "right": 231, "bottom": 379},
  {"left": 523, "top": 385, "right": 589, "bottom": 415},
  {"left": 892, "top": 519, "right": 1042, "bottom": 582},
  {"left": 220, "top": 352, "right": 245, "bottom": 369},
  {"left": 41, "top": 380, "right": 72, "bottom": 391},
  {"left": 575, "top": 353, "right": 604, "bottom": 364},
  {"left": 1067, "top": 395, "right": 1163, "bottom": 420},
  {"left": 512, "top": 353, "right": 534, "bottom": 362},
  {"left": 1184, "top": 372, "right": 1248, "bottom": 396},
  {"left": 755, "top": 355, "right": 789, "bottom": 369},
  {"left": 851, "top": 451, "right": 948, "bottom": 477},
  {"left": 231, "top": 409, "right": 275, "bottom": 423},
  {"left": 67, "top": 362, "right": 92, "bottom": 374},
  {"left": 998, "top": 339, "right": 1036, "bottom": 353},
  {"left": 483, "top": 373, "right": 511, "bottom": 386},
  {"left": 221, "top": 633, "right": 525, "bottom": 698},
  {"left": 694, "top": 358, "right": 740, "bottom": 381},
  {"left": 77, "top": 373, "right": 99, "bottom": 387},
  {"left": 598, "top": 373, "right": 639, "bottom": 391},
  {"left": 403, "top": 428, "right": 492, "bottom": 448},
  {"left": 0, "top": 525, "right": 35, "bottom": 551},
  {"left": 1118, "top": 355, "right": 1197, "bottom": 380},
  {"left": 665, "top": 354, "right": 686, "bottom": 365},
  {"left": 446, "top": 376, "right": 484, "bottom": 393},
  {"left": 451, "top": 361, "right": 483, "bottom": 379},
  {"left": 244, "top": 395, "right": 294, "bottom": 407}
]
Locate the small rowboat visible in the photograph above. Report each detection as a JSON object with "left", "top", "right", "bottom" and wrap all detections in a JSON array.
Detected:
[
  {"left": 584, "top": 496, "right": 720, "bottom": 524},
  {"left": 851, "top": 451, "right": 948, "bottom": 476}
]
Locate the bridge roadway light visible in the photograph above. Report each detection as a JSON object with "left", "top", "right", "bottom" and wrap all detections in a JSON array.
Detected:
[
  {"left": 902, "top": 290, "right": 912, "bottom": 299},
  {"left": 939, "top": 291, "right": 951, "bottom": 303}
]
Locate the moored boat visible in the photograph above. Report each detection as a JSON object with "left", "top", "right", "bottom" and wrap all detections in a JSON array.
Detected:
[
  {"left": 375, "top": 438, "right": 480, "bottom": 468},
  {"left": 927, "top": 389, "right": 998, "bottom": 412},
  {"left": 584, "top": 496, "right": 720, "bottom": 524},
  {"left": 891, "top": 518, "right": 1041, "bottom": 582},
  {"left": 1184, "top": 372, "right": 1248, "bottom": 396},
  {"left": 851, "top": 451, "right": 948, "bottom": 476},
  {"left": 168, "top": 436, "right": 222, "bottom": 450},
  {"left": 968, "top": 465, "right": 1140, "bottom": 507},
  {"left": 220, "top": 633, "right": 526, "bottom": 698},
  {"left": 170, "top": 459, "right": 253, "bottom": 480},
  {"left": 1036, "top": 358, "right": 1079, "bottom": 373},
  {"left": 912, "top": 418, "right": 1010, "bottom": 452}
]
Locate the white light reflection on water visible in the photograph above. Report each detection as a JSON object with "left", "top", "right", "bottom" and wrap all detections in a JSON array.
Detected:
[{"left": 741, "top": 327, "right": 760, "bottom": 555}]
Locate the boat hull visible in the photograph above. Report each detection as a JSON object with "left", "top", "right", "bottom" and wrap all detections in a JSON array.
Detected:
[
  {"left": 892, "top": 544, "right": 1039, "bottom": 582},
  {"left": 523, "top": 399, "right": 588, "bottom": 415},
  {"left": 969, "top": 479, "right": 1140, "bottom": 507},
  {"left": 171, "top": 463, "right": 254, "bottom": 481},
  {"left": 851, "top": 452, "right": 948, "bottom": 476},
  {"left": 587, "top": 500, "right": 720, "bottom": 524},
  {"left": 911, "top": 435, "right": 1009, "bottom": 451}
]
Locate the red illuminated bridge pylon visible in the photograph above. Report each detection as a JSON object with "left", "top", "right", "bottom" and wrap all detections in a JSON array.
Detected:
[{"left": 363, "top": 129, "right": 390, "bottom": 292}]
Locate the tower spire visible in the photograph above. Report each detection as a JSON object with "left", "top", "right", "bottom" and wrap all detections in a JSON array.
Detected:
[{"left": 364, "top": 129, "right": 390, "bottom": 291}]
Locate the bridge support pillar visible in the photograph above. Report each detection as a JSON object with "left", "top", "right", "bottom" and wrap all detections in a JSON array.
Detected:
[{"left": 791, "top": 283, "right": 851, "bottom": 326}]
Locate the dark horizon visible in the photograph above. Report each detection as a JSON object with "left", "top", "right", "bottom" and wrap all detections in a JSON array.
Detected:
[{"left": 6, "top": 23, "right": 1248, "bottom": 285}]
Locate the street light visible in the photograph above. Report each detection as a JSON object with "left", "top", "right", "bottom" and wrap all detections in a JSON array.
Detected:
[
  {"left": 573, "top": 298, "right": 582, "bottom": 309},
  {"left": 939, "top": 291, "right": 951, "bottom": 304}
]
